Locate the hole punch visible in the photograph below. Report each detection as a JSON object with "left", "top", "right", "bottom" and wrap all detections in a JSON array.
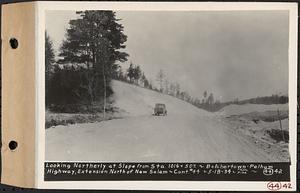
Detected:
[
  {"left": 9, "top": 38, "right": 18, "bottom": 49},
  {"left": 9, "top": 140, "right": 18, "bottom": 151}
]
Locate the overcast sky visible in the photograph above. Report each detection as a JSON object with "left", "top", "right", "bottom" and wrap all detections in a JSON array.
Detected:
[{"left": 46, "top": 10, "right": 289, "bottom": 102}]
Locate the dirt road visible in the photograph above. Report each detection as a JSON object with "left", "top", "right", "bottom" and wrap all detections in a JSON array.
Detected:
[{"left": 46, "top": 81, "right": 273, "bottom": 162}]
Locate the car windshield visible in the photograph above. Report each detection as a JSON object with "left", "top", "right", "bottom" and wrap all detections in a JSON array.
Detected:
[{"left": 155, "top": 104, "right": 165, "bottom": 108}]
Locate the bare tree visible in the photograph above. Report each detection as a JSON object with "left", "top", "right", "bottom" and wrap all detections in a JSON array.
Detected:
[
  {"left": 169, "top": 82, "right": 176, "bottom": 96},
  {"left": 156, "top": 69, "right": 165, "bottom": 92},
  {"left": 203, "top": 91, "right": 208, "bottom": 103},
  {"left": 175, "top": 82, "right": 180, "bottom": 97},
  {"left": 164, "top": 79, "right": 170, "bottom": 94}
]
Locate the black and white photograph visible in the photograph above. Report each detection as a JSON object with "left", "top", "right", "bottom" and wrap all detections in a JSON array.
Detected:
[{"left": 44, "top": 8, "right": 292, "bottom": 166}]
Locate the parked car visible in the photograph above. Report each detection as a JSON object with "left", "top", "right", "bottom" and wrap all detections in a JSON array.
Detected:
[{"left": 154, "top": 103, "right": 167, "bottom": 116}]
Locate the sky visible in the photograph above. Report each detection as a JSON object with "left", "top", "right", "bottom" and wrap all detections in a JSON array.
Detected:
[{"left": 46, "top": 10, "right": 289, "bottom": 102}]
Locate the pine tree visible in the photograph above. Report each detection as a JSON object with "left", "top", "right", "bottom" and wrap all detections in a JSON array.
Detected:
[
  {"left": 127, "top": 62, "right": 135, "bottom": 83},
  {"left": 45, "top": 31, "right": 56, "bottom": 106},
  {"left": 45, "top": 31, "right": 55, "bottom": 73},
  {"left": 58, "top": 11, "right": 128, "bottom": 117},
  {"left": 140, "top": 72, "right": 147, "bottom": 87},
  {"left": 175, "top": 83, "right": 180, "bottom": 97},
  {"left": 208, "top": 93, "right": 214, "bottom": 104},
  {"left": 133, "top": 65, "right": 142, "bottom": 84}
]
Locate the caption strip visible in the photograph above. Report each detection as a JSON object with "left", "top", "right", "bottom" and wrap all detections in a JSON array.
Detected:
[{"left": 44, "top": 162, "right": 290, "bottom": 181}]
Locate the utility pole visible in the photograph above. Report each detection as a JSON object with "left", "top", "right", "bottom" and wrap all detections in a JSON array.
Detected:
[{"left": 277, "top": 108, "right": 285, "bottom": 142}]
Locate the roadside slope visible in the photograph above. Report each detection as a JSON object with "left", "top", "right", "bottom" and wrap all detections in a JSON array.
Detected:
[{"left": 111, "top": 80, "right": 210, "bottom": 117}]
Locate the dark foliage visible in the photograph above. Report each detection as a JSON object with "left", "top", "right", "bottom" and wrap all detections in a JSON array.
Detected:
[
  {"left": 45, "top": 11, "right": 128, "bottom": 113},
  {"left": 266, "top": 129, "right": 289, "bottom": 143},
  {"left": 238, "top": 95, "right": 288, "bottom": 105},
  {"left": 45, "top": 31, "right": 55, "bottom": 106},
  {"left": 47, "top": 66, "right": 114, "bottom": 113}
]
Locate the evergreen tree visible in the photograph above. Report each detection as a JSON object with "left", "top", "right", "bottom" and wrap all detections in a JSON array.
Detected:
[
  {"left": 140, "top": 72, "right": 147, "bottom": 87},
  {"left": 127, "top": 62, "right": 135, "bottom": 83},
  {"left": 175, "top": 83, "right": 180, "bottom": 97},
  {"left": 133, "top": 65, "right": 142, "bottom": 84},
  {"left": 57, "top": 11, "right": 128, "bottom": 116},
  {"left": 208, "top": 93, "right": 214, "bottom": 104},
  {"left": 45, "top": 31, "right": 56, "bottom": 106}
]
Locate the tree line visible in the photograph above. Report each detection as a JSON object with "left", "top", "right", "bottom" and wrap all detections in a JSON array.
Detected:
[
  {"left": 114, "top": 64, "right": 288, "bottom": 112},
  {"left": 113, "top": 65, "right": 224, "bottom": 111},
  {"left": 46, "top": 11, "right": 128, "bottom": 116},
  {"left": 232, "top": 95, "right": 288, "bottom": 105}
]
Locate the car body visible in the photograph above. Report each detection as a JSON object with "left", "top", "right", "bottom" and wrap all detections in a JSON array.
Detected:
[{"left": 154, "top": 103, "right": 167, "bottom": 116}]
